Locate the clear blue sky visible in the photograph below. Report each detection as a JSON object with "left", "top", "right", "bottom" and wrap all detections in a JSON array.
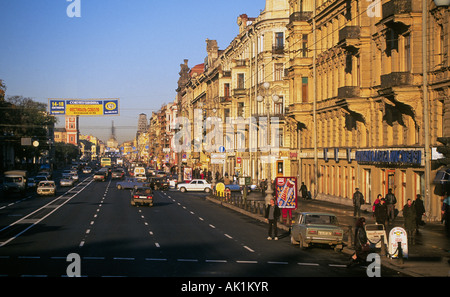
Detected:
[{"left": 0, "top": 0, "right": 265, "bottom": 143}]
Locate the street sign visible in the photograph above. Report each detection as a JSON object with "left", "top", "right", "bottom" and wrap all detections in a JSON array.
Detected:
[
  {"left": 388, "top": 227, "right": 408, "bottom": 258},
  {"left": 219, "top": 146, "right": 225, "bottom": 153}
]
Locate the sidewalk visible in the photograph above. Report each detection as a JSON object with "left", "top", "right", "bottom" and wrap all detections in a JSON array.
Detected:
[{"left": 207, "top": 192, "right": 450, "bottom": 277}]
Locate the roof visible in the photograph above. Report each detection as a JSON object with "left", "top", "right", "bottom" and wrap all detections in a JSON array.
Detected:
[{"left": 189, "top": 63, "right": 205, "bottom": 77}]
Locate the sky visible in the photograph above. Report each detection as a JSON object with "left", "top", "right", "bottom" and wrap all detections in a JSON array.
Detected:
[{"left": 0, "top": 0, "right": 265, "bottom": 143}]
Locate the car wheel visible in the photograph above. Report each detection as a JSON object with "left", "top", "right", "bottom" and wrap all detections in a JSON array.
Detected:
[
  {"left": 204, "top": 187, "right": 211, "bottom": 193},
  {"left": 180, "top": 187, "right": 186, "bottom": 192},
  {"left": 117, "top": 185, "right": 122, "bottom": 190},
  {"left": 290, "top": 234, "right": 299, "bottom": 245}
]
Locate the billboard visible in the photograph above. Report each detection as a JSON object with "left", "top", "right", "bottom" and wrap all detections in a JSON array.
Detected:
[
  {"left": 275, "top": 177, "right": 297, "bottom": 209},
  {"left": 48, "top": 99, "right": 119, "bottom": 116}
]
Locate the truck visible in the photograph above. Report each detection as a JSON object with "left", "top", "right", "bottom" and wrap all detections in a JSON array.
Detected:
[{"left": 3, "top": 170, "right": 28, "bottom": 196}]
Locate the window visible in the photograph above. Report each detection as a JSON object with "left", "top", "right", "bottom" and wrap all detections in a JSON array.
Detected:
[
  {"left": 302, "top": 77, "right": 308, "bottom": 102},
  {"left": 302, "top": 34, "right": 308, "bottom": 57},
  {"left": 275, "top": 32, "right": 284, "bottom": 49},
  {"left": 237, "top": 102, "right": 245, "bottom": 118},
  {"left": 274, "top": 63, "right": 283, "bottom": 81},
  {"left": 404, "top": 34, "right": 411, "bottom": 72},
  {"left": 237, "top": 73, "right": 245, "bottom": 89},
  {"left": 224, "top": 83, "right": 230, "bottom": 98},
  {"left": 274, "top": 96, "right": 284, "bottom": 114}
]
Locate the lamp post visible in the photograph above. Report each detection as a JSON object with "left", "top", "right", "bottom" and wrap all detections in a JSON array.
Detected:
[{"left": 257, "top": 82, "right": 279, "bottom": 205}]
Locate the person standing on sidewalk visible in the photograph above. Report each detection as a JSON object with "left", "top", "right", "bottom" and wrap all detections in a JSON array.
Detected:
[
  {"left": 385, "top": 188, "right": 397, "bottom": 224},
  {"left": 352, "top": 188, "right": 364, "bottom": 217},
  {"left": 349, "top": 217, "right": 369, "bottom": 266},
  {"left": 413, "top": 194, "right": 426, "bottom": 233},
  {"left": 265, "top": 198, "right": 280, "bottom": 240},
  {"left": 374, "top": 198, "right": 388, "bottom": 227},
  {"left": 403, "top": 199, "right": 416, "bottom": 245}
]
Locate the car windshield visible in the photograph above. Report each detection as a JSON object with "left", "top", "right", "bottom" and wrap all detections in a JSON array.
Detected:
[
  {"left": 135, "top": 188, "right": 152, "bottom": 195},
  {"left": 305, "top": 214, "right": 337, "bottom": 225}
]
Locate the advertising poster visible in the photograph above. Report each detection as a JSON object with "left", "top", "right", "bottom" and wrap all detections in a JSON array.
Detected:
[
  {"left": 275, "top": 177, "right": 297, "bottom": 209},
  {"left": 49, "top": 99, "right": 119, "bottom": 116},
  {"left": 183, "top": 167, "right": 192, "bottom": 181}
]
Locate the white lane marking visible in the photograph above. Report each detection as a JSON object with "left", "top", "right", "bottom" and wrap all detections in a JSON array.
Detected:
[
  {"left": 243, "top": 246, "right": 255, "bottom": 252},
  {"left": 236, "top": 260, "right": 258, "bottom": 264}
]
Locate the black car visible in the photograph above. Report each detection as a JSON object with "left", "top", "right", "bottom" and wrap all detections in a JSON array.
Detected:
[{"left": 149, "top": 177, "right": 169, "bottom": 190}]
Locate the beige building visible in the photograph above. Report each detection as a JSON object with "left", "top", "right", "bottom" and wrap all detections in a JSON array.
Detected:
[{"left": 286, "top": 0, "right": 449, "bottom": 220}]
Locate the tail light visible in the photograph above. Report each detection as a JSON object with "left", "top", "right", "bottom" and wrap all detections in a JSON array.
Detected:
[
  {"left": 333, "top": 231, "right": 342, "bottom": 236},
  {"left": 307, "top": 230, "right": 317, "bottom": 235}
]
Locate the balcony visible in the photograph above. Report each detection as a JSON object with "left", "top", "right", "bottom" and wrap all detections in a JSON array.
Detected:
[
  {"left": 338, "top": 26, "right": 360, "bottom": 50},
  {"left": 380, "top": 72, "right": 413, "bottom": 89},
  {"left": 289, "top": 11, "right": 313, "bottom": 24},
  {"left": 272, "top": 45, "right": 285, "bottom": 56},
  {"left": 337, "top": 86, "right": 360, "bottom": 99},
  {"left": 232, "top": 88, "right": 248, "bottom": 97},
  {"left": 220, "top": 96, "right": 232, "bottom": 103}
]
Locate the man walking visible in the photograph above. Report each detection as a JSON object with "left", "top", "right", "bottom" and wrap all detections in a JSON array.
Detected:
[
  {"left": 352, "top": 188, "right": 364, "bottom": 218},
  {"left": 265, "top": 198, "right": 281, "bottom": 240},
  {"left": 385, "top": 188, "right": 397, "bottom": 224}
]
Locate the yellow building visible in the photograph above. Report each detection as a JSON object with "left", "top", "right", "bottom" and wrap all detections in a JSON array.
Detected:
[{"left": 286, "top": 0, "right": 449, "bottom": 220}]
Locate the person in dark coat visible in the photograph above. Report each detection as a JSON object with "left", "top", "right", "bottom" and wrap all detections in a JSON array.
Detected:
[
  {"left": 374, "top": 198, "right": 388, "bottom": 226},
  {"left": 300, "top": 182, "right": 308, "bottom": 199},
  {"left": 264, "top": 198, "right": 281, "bottom": 240},
  {"left": 413, "top": 194, "right": 426, "bottom": 232},
  {"left": 350, "top": 217, "right": 369, "bottom": 266},
  {"left": 352, "top": 188, "right": 364, "bottom": 217},
  {"left": 403, "top": 199, "right": 416, "bottom": 245}
]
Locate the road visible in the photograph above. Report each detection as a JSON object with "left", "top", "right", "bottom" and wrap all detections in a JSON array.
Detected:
[{"left": 0, "top": 172, "right": 403, "bottom": 278}]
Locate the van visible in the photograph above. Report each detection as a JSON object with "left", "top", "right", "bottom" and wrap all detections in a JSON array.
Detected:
[
  {"left": 134, "top": 167, "right": 146, "bottom": 181},
  {"left": 4, "top": 170, "right": 28, "bottom": 195}
]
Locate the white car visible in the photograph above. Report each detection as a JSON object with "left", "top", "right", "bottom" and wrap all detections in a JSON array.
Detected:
[
  {"left": 177, "top": 179, "right": 212, "bottom": 193},
  {"left": 60, "top": 177, "right": 75, "bottom": 187}
]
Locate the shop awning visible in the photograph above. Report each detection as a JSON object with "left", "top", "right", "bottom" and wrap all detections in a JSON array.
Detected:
[{"left": 433, "top": 168, "right": 450, "bottom": 184}]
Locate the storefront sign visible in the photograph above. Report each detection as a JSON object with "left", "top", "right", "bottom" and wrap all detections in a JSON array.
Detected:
[{"left": 355, "top": 149, "right": 422, "bottom": 165}]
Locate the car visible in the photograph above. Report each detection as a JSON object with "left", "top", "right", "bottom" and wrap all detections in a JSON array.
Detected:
[
  {"left": 131, "top": 187, "right": 153, "bottom": 207},
  {"left": 82, "top": 167, "right": 92, "bottom": 174},
  {"left": 149, "top": 177, "right": 169, "bottom": 191},
  {"left": 111, "top": 169, "right": 125, "bottom": 179},
  {"left": 93, "top": 171, "right": 107, "bottom": 181},
  {"left": 70, "top": 172, "right": 79, "bottom": 181},
  {"left": 37, "top": 181, "right": 56, "bottom": 196},
  {"left": 116, "top": 177, "right": 146, "bottom": 190},
  {"left": 27, "top": 175, "right": 49, "bottom": 188},
  {"left": 177, "top": 179, "right": 212, "bottom": 193},
  {"left": 290, "top": 212, "right": 344, "bottom": 251},
  {"left": 60, "top": 177, "right": 75, "bottom": 187},
  {"left": 167, "top": 174, "right": 178, "bottom": 188}
]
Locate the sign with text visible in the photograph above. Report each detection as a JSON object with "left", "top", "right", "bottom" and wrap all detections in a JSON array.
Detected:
[{"left": 48, "top": 99, "right": 119, "bottom": 116}]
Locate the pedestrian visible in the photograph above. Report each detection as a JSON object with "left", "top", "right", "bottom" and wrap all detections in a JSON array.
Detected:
[
  {"left": 403, "top": 199, "right": 416, "bottom": 245},
  {"left": 352, "top": 188, "right": 364, "bottom": 217},
  {"left": 413, "top": 194, "right": 426, "bottom": 232},
  {"left": 442, "top": 192, "right": 450, "bottom": 237},
  {"left": 372, "top": 194, "right": 382, "bottom": 213},
  {"left": 374, "top": 198, "right": 388, "bottom": 227},
  {"left": 264, "top": 198, "right": 280, "bottom": 240},
  {"left": 385, "top": 188, "right": 397, "bottom": 224},
  {"left": 300, "top": 182, "right": 308, "bottom": 200},
  {"left": 350, "top": 217, "right": 369, "bottom": 266}
]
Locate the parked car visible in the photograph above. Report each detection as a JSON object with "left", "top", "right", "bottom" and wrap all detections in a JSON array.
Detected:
[
  {"left": 177, "top": 179, "right": 212, "bottom": 193},
  {"left": 60, "top": 177, "right": 75, "bottom": 187},
  {"left": 93, "top": 171, "right": 107, "bottom": 181},
  {"left": 131, "top": 187, "right": 153, "bottom": 207},
  {"left": 116, "top": 177, "right": 146, "bottom": 190},
  {"left": 290, "top": 212, "right": 344, "bottom": 251},
  {"left": 37, "top": 181, "right": 56, "bottom": 196}
]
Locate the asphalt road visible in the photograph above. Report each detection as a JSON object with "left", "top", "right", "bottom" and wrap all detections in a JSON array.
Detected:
[{"left": 0, "top": 172, "right": 403, "bottom": 278}]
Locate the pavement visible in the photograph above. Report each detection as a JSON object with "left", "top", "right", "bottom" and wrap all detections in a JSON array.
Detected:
[{"left": 207, "top": 191, "right": 450, "bottom": 277}]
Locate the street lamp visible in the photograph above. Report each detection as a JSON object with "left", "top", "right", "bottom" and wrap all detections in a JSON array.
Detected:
[{"left": 257, "top": 82, "right": 279, "bottom": 205}]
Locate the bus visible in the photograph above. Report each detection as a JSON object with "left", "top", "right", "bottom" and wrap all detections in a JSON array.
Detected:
[{"left": 101, "top": 157, "right": 112, "bottom": 167}]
